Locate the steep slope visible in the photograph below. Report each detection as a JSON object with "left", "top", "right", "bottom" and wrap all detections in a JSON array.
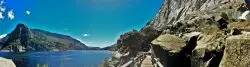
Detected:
[
  {"left": 1, "top": 24, "right": 31, "bottom": 52},
  {"left": 145, "top": 0, "right": 242, "bottom": 33},
  {"left": 1, "top": 23, "right": 89, "bottom": 52},
  {"left": 30, "top": 29, "right": 88, "bottom": 50},
  {"left": 112, "top": 0, "right": 250, "bottom": 67}
]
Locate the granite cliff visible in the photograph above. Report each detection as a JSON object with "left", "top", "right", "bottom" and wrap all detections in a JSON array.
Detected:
[{"left": 110, "top": 0, "right": 250, "bottom": 67}]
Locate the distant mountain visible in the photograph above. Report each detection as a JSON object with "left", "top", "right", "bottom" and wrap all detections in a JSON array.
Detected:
[
  {"left": 0, "top": 34, "right": 7, "bottom": 39},
  {"left": 0, "top": 34, "right": 7, "bottom": 42},
  {"left": 0, "top": 23, "right": 91, "bottom": 52},
  {"left": 101, "top": 44, "right": 116, "bottom": 51}
]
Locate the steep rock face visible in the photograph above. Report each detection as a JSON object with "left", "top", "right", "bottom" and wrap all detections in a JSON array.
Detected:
[
  {"left": 1, "top": 24, "right": 31, "bottom": 52},
  {"left": 145, "top": 0, "right": 241, "bottom": 31},
  {"left": 1, "top": 23, "right": 89, "bottom": 52}
]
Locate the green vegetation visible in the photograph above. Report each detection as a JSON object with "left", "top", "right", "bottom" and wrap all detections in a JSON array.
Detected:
[
  {"left": 116, "top": 29, "right": 143, "bottom": 52},
  {"left": 0, "top": 24, "right": 90, "bottom": 52}
]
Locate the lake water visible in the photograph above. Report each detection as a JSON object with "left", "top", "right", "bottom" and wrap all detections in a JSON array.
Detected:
[{"left": 0, "top": 50, "right": 112, "bottom": 67}]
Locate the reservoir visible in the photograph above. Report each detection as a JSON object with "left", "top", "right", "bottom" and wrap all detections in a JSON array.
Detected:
[{"left": 0, "top": 50, "right": 112, "bottom": 67}]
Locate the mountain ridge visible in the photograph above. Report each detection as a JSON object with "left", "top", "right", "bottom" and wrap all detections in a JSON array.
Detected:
[{"left": 0, "top": 23, "right": 101, "bottom": 52}]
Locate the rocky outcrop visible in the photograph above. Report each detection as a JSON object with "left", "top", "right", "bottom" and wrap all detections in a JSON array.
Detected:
[
  {"left": 149, "top": 21, "right": 250, "bottom": 67},
  {"left": 114, "top": 28, "right": 161, "bottom": 65},
  {"left": 220, "top": 32, "right": 250, "bottom": 67},
  {"left": 151, "top": 34, "right": 189, "bottom": 67},
  {"left": 151, "top": 34, "right": 186, "bottom": 53},
  {"left": 191, "top": 27, "right": 226, "bottom": 67},
  {"left": 145, "top": 0, "right": 241, "bottom": 31},
  {"left": 0, "top": 23, "right": 92, "bottom": 52},
  {"left": 1, "top": 24, "right": 31, "bottom": 52},
  {"left": 0, "top": 57, "right": 16, "bottom": 67},
  {"left": 112, "top": 0, "right": 250, "bottom": 67}
]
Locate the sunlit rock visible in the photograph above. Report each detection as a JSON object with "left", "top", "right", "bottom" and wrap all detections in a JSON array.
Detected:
[{"left": 0, "top": 57, "right": 16, "bottom": 67}]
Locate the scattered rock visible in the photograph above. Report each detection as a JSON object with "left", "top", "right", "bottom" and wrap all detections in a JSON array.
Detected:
[{"left": 111, "top": 0, "right": 250, "bottom": 67}]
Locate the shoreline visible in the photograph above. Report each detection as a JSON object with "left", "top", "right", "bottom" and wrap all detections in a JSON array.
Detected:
[
  {"left": 0, "top": 50, "right": 113, "bottom": 67},
  {"left": 0, "top": 49, "right": 113, "bottom": 53}
]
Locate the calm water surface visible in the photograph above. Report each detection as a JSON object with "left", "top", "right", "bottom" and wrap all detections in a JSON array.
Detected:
[{"left": 0, "top": 50, "right": 112, "bottom": 67}]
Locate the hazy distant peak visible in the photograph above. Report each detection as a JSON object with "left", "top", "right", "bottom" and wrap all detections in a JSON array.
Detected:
[{"left": 0, "top": 34, "right": 7, "bottom": 39}]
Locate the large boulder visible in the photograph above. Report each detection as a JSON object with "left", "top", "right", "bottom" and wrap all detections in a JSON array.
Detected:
[
  {"left": 152, "top": 34, "right": 186, "bottom": 53},
  {"left": 0, "top": 57, "right": 16, "bottom": 67},
  {"left": 191, "top": 27, "right": 226, "bottom": 67},
  {"left": 151, "top": 34, "right": 191, "bottom": 67},
  {"left": 195, "top": 27, "right": 226, "bottom": 51},
  {"left": 219, "top": 33, "right": 250, "bottom": 67}
]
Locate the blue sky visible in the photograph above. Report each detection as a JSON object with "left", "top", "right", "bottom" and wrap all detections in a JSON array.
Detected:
[{"left": 0, "top": 0, "right": 163, "bottom": 47}]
